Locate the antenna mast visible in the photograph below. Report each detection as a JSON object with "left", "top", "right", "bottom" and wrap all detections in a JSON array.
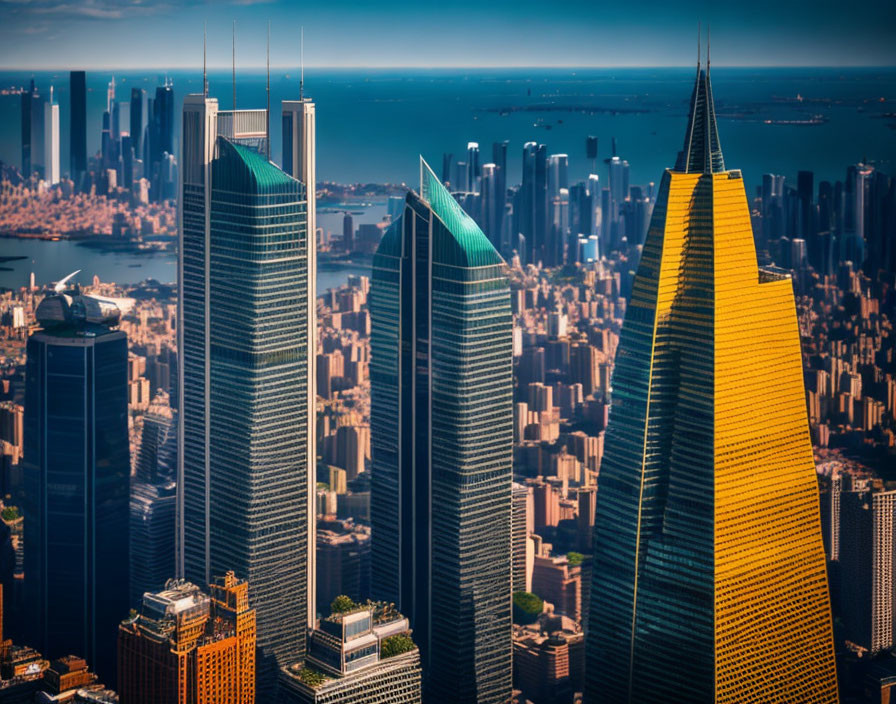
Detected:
[
  {"left": 230, "top": 20, "right": 236, "bottom": 110},
  {"left": 300, "top": 26, "right": 304, "bottom": 100},
  {"left": 266, "top": 21, "right": 271, "bottom": 159},
  {"left": 203, "top": 21, "right": 208, "bottom": 97}
]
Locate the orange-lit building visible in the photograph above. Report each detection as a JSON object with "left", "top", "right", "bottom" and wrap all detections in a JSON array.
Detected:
[
  {"left": 117, "top": 571, "right": 256, "bottom": 704},
  {"left": 584, "top": 47, "right": 839, "bottom": 703}
]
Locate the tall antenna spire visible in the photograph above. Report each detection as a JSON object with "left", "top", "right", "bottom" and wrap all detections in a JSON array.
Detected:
[
  {"left": 203, "top": 21, "right": 208, "bottom": 97},
  {"left": 232, "top": 20, "right": 237, "bottom": 110},
  {"left": 697, "top": 21, "right": 701, "bottom": 68},
  {"left": 675, "top": 27, "right": 725, "bottom": 174},
  {"left": 266, "top": 21, "right": 271, "bottom": 159},
  {"left": 300, "top": 26, "right": 305, "bottom": 100}
]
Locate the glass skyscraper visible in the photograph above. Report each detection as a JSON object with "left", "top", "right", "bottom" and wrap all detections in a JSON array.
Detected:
[
  {"left": 23, "top": 287, "right": 129, "bottom": 686},
  {"left": 584, "top": 56, "right": 839, "bottom": 703},
  {"left": 69, "top": 70, "right": 87, "bottom": 178},
  {"left": 178, "top": 89, "right": 312, "bottom": 694},
  {"left": 370, "top": 158, "right": 513, "bottom": 703}
]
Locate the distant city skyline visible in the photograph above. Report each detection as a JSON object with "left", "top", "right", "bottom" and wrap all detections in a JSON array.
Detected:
[{"left": 0, "top": 0, "right": 894, "bottom": 69}]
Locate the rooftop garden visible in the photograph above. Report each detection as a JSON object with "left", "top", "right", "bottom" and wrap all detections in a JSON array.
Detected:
[
  {"left": 513, "top": 591, "right": 544, "bottom": 625},
  {"left": 330, "top": 595, "right": 357, "bottom": 614},
  {"left": 567, "top": 551, "right": 584, "bottom": 567},
  {"left": 294, "top": 666, "right": 330, "bottom": 689},
  {"left": 381, "top": 633, "right": 416, "bottom": 659},
  {"left": 1, "top": 505, "right": 20, "bottom": 522}
]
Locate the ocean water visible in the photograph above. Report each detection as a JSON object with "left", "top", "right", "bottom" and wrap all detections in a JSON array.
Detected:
[
  {"left": 0, "top": 67, "right": 894, "bottom": 194},
  {"left": 1, "top": 67, "right": 895, "bottom": 289},
  {"left": 0, "top": 205, "right": 386, "bottom": 290}
]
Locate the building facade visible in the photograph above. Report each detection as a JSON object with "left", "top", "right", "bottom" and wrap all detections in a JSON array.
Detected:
[
  {"left": 177, "top": 87, "right": 313, "bottom": 691},
  {"left": 22, "top": 287, "right": 130, "bottom": 686},
  {"left": 584, "top": 57, "right": 839, "bottom": 702},
  {"left": 278, "top": 602, "right": 421, "bottom": 704},
  {"left": 69, "top": 71, "right": 87, "bottom": 178},
  {"left": 117, "top": 572, "right": 256, "bottom": 704},
  {"left": 370, "top": 159, "right": 513, "bottom": 703},
  {"left": 838, "top": 487, "right": 896, "bottom": 653},
  {"left": 43, "top": 87, "right": 60, "bottom": 185}
]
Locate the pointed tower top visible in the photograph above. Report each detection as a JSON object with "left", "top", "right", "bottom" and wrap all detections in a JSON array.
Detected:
[
  {"left": 230, "top": 20, "right": 236, "bottom": 112},
  {"left": 674, "top": 36, "right": 725, "bottom": 174},
  {"left": 266, "top": 21, "right": 271, "bottom": 159},
  {"left": 300, "top": 26, "right": 305, "bottom": 100},
  {"left": 203, "top": 22, "right": 208, "bottom": 97}
]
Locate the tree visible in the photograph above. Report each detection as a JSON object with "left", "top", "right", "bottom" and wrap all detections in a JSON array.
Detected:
[
  {"left": 513, "top": 591, "right": 543, "bottom": 625},
  {"left": 567, "top": 551, "right": 584, "bottom": 567},
  {"left": 330, "top": 594, "right": 356, "bottom": 614},
  {"left": 381, "top": 633, "right": 416, "bottom": 658}
]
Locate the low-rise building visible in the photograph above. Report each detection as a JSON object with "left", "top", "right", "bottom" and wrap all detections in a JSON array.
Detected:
[{"left": 279, "top": 601, "right": 421, "bottom": 704}]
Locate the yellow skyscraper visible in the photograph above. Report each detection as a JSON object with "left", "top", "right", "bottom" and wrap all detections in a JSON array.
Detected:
[{"left": 585, "top": 50, "right": 839, "bottom": 703}]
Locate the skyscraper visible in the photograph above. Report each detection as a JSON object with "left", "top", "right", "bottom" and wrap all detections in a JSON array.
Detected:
[
  {"left": 514, "top": 141, "right": 548, "bottom": 265},
  {"left": 23, "top": 283, "right": 130, "bottom": 686},
  {"left": 838, "top": 487, "right": 896, "bottom": 654},
  {"left": 178, "top": 80, "right": 312, "bottom": 693},
  {"left": 584, "top": 55, "right": 839, "bottom": 702},
  {"left": 148, "top": 82, "right": 175, "bottom": 200},
  {"left": 130, "top": 395, "right": 177, "bottom": 605},
  {"left": 370, "top": 159, "right": 513, "bottom": 703},
  {"left": 282, "top": 89, "right": 318, "bottom": 632},
  {"left": 130, "top": 87, "right": 145, "bottom": 158},
  {"left": 70, "top": 71, "right": 87, "bottom": 178},
  {"left": 43, "top": 87, "right": 60, "bottom": 185},
  {"left": 21, "top": 80, "right": 41, "bottom": 177},
  {"left": 466, "top": 141, "right": 481, "bottom": 193},
  {"left": 117, "top": 571, "right": 256, "bottom": 704}
]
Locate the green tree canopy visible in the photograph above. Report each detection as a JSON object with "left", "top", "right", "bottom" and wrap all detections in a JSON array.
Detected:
[
  {"left": 330, "top": 595, "right": 356, "bottom": 614},
  {"left": 381, "top": 633, "right": 416, "bottom": 658},
  {"left": 513, "top": 591, "right": 544, "bottom": 625}
]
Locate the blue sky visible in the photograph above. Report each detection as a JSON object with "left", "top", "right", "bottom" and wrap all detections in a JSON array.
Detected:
[{"left": 1, "top": 0, "right": 894, "bottom": 69}]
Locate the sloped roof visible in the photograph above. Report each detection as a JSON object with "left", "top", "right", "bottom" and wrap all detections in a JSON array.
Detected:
[
  {"left": 214, "top": 137, "right": 297, "bottom": 194},
  {"left": 420, "top": 157, "right": 504, "bottom": 268}
]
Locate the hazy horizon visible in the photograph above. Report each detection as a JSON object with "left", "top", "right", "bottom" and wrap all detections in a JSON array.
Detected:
[{"left": 1, "top": 0, "right": 894, "bottom": 71}]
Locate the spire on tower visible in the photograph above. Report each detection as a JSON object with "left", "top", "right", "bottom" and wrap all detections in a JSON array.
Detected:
[
  {"left": 232, "top": 20, "right": 237, "bottom": 110},
  {"left": 300, "top": 26, "right": 305, "bottom": 100},
  {"left": 674, "top": 32, "right": 725, "bottom": 174},
  {"left": 266, "top": 21, "right": 271, "bottom": 159},
  {"left": 203, "top": 21, "right": 208, "bottom": 97}
]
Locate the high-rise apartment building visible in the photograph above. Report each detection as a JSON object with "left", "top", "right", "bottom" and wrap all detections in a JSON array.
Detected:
[
  {"left": 585, "top": 56, "right": 839, "bottom": 702},
  {"left": 837, "top": 487, "right": 896, "bottom": 653},
  {"left": 117, "top": 572, "right": 256, "bottom": 703},
  {"left": 370, "top": 159, "right": 513, "bottom": 703},
  {"left": 43, "top": 87, "right": 60, "bottom": 185},
  {"left": 177, "top": 81, "right": 313, "bottom": 693},
  {"left": 23, "top": 285, "right": 130, "bottom": 686},
  {"left": 130, "top": 396, "right": 177, "bottom": 606},
  {"left": 512, "top": 482, "right": 531, "bottom": 593},
  {"left": 70, "top": 71, "right": 87, "bottom": 178}
]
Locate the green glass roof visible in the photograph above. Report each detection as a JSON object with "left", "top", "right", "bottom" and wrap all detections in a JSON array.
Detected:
[
  {"left": 420, "top": 157, "right": 504, "bottom": 269},
  {"left": 214, "top": 137, "right": 297, "bottom": 195}
]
